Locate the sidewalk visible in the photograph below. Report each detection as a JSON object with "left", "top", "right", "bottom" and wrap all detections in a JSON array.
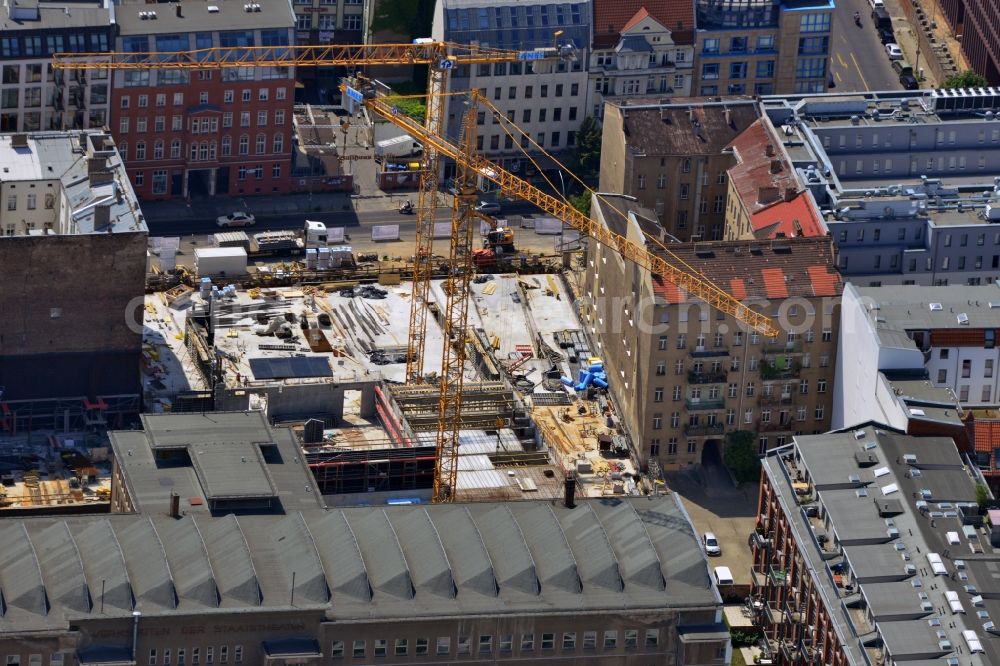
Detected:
[{"left": 139, "top": 187, "right": 449, "bottom": 225}]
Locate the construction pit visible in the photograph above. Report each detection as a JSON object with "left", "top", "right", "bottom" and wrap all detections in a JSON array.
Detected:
[{"left": 141, "top": 273, "right": 646, "bottom": 504}]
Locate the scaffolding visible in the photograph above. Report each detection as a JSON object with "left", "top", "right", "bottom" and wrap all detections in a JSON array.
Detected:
[
  {"left": 307, "top": 445, "right": 436, "bottom": 495},
  {"left": 0, "top": 394, "right": 139, "bottom": 435}
]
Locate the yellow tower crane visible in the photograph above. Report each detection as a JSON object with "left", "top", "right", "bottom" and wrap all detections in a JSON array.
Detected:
[{"left": 54, "top": 41, "right": 778, "bottom": 503}]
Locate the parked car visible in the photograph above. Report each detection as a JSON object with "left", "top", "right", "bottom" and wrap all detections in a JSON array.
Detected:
[
  {"left": 475, "top": 201, "right": 502, "bottom": 215},
  {"left": 869, "top": 0, "right": 884, "bottom": 8},
  {"left": 885, "top": 43, "right": 903, "bottom": 60},
  {"left": 703, "top": 532, "right": 722, "bottom": 556},
  {"left": 878, "top": 27, "right": 895, "bottom": 44},
  {"left": 713, "top": 566, "right": 734, "bottom": 586},
  {"left": 899, "top": 73, "right": 919, "bottom": 90},
  {"left": 216, "top": 211, "right": 256, "bottom": 228}
]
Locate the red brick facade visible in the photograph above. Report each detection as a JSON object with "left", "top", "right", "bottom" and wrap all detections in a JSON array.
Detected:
[{"left": 111, "top": 75, "right": 295, "bottom": 200}]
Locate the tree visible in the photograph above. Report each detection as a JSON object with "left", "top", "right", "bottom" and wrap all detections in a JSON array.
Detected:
[
  {"left": 943, "top": 70, "right": 988, "bottom": 89},
  {"left": 569, "top": 116, "right": 602, "bottom": 180},
  {"left": 723, "top": 430, "right": 761, "bottom": 483},
  {"left": 569, "top": 192, "right": 591, "bottom": 217},
  {"left": 976, "top": 482, "right": 990, "bottom": 509}
]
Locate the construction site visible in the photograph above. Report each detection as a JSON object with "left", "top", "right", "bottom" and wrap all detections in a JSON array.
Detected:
[
  {"left": 12, "top": 41, "right": 776, "bottom": 512},
  {"left": 139, "top": 268, "right": 647, "bottom": 504}
]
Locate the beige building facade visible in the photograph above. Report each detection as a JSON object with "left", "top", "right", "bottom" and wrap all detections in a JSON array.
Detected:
[
  {"left": 581, "top": 197, "right": 842, "bottom": 468},
  {"left": 597, "top": 98, "right": 760, "bottom": 243}
]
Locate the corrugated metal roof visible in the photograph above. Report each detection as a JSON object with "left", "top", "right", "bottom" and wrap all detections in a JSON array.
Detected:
[
  {"left": 0, "top": 523, "right": 47, "bottom": 617},
  {"left": 0, "top": 496, "right": 716, "bottom": 631}
]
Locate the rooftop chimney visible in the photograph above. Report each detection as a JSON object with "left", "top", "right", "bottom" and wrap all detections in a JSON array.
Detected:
[
  {"left": 758, "top": 186, "right": 780, "bottom": 204},
  {"left": 564, "top": 472, "right": 577, "bottom": 509},
  {"left": 94, "top": 204, "right": 111, "bottom": 230},
  {"left": 169, "top": 492, "right": 180, "bottom": 519},
  {"left": 770, "top": 159, "right": 782, "bottom": 174},
  {"left": 765, "top": 143, "right": 775, "bottom": 157},
  {"left": 785, "top": 186, "right": 797, "bottom": 201},
  {"left": 175, "top": 4, "right": 182, "bottom": 17},
  {"left": 11, "top": 134, "right": 28, "bottom": 149}
]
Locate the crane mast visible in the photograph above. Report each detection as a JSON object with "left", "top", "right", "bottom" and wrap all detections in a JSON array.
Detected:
[{"left": 54, "top": 40, "right": 778, "bottom": 503}]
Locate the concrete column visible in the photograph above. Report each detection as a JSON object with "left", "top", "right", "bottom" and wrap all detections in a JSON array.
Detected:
[{"left": 358, "top": 384, "right": 376, "bottom": 419}]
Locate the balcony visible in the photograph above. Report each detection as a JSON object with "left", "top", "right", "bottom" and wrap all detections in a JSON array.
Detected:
[
  {"left": 685, "top": 397, "right": 724, "bottom": 411},
  {"left": 757, "top": 418, "right": 795, "bottom": 433},
  {"left": 760, "top": 360, "right": 801, "bottom": 380},
  {"left": 684, "top": 423, "right": 725, "bottom": 437},
  {"left": 758, "top": 392, "right": 794, "bottom": 406},
  {"left": 688, "top": 347, "right": 729, "bottom": 358},
  {"left": 688, "top": 369, "right": 728, "bottom": 384},
  {"left": 764, "top": 339, "right": 803, "bottom": 355},
  {"left": 768, "top": 565, "right": 789, "bottom": 586}
]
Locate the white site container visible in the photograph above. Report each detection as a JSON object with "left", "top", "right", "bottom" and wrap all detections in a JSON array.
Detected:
[{"left": 194, "top": 247, "right": 248, "bottom": 278}]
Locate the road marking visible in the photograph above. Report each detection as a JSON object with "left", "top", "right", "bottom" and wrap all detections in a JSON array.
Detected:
[
  {"left": 837, "top": 53, "right": 848, "bottom": 69},
  {"left": 836, "top": 71, "right": 843, "bottom": 83},
  {"left": 850, "top": 52, "right": 870, "bottom": 91}
]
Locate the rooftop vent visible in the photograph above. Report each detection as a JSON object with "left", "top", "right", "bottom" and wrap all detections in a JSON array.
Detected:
[
  {"left": 853, "top": 429, "right": 867, "bottom": 440},
  {"left": 958, "top": 312, "right": 970, "bottom": 325},
  {"left": 929, "top": 302, "right": 943, "bottom": 311},
  {"left": 207, "top": 5, "right": 220, "bottom": 12},
  {"left": 903, "top": 453, "right": 918, "bottom": 465}
]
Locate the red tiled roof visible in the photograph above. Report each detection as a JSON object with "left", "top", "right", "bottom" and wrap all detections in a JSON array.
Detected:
[
  {"left": 806, "top": 265, "right": 840, "bottom": 298},
  {"left": 729, "top": 278, "right": 747, "bottom": 301},
  {"left": 593, "top": 1, "right": 695, "bottom": 47},
  {"left": 648, "top": 236, "right": 842, "bottom": 305},
  {"left": 621, "top": 7, "right": 650, "bottom": 33},
  {"left": 750, "top": 192, "right": 825, "bottom": 239},
  {"left": 973, "top": 419, "right": 1000, "bottom": 454},
  {"left": 761, "top": 268, "right": 789, "bottom": 299},
  {"left": 727, "top": 119, "right": 800, "bottom": 217}
]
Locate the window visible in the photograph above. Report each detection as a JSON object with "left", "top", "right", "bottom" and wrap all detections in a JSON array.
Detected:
[
  {"left": 393, "top": 639, "right": 407, "bottom": 657},
  {"left": 478, "top": 636, "right": 491, "bottom": 654},
  {"left": 645, "top": 629, "right": 660, "bottom": 647},
  {"left": 330, "top": 642, "right": 344, "bottom": 659},
  {"left": 137, "top": 118, "right": 148, "bottom": 133},
  {"left": 814, "top": 404, "right": 825, "bottom": 420},
  {"left": 205, "top": 649, "right": 212, "bottom": 665},
  {"left": 498, "top": 636, "right": 512, "bottom": 653},
  {"left": 219, "top": 648, "right": 227, "bottom": 664},
  {"left": 173, "top": 116, "right": 183, "bottom": 131},
  {"left": 702, "top": 63, "right": 720, "bottom": 80},
  {"left": 149, "top": 651, "right": 157, "bottom": 666},
  {"left": 987, "top": 359, "right": 994, "bottom": 378},
  {"left": 352, "top": 641, "right": 365, "bottom": 659},
  {"left": 163, "top": 651, "right": 170, "bottom": 666},
  {"left": 603, "top": 631, "right": 618, "bottom": 649},
  {"left": 435, "top": 638, "right": 450, "bottom": 656},
  {"left": 625, "top": 630, "right": 638, "bottom": 648},
  {"left": 191, "top": 650, "right": 199, "bottom": 666},
  {"left": 173, "top": 93, "right": 183, "bottom": 106},
  {"left": 239, "top": 135, "right": 249, "bottom": 155},
  {"left": 937, "top": 369, "right": 948, "bottom": 383},
  {"left": 562, "top": 633, "right": 576, "bottom": 650},
  {"left": 800, "top": 13, "right": 831, "bottom": 32},
  {"left": 272, "top": 164, "right": 281, "bottom": 179},
  {"left": 136, "top": 141, "right": 146, "bottom": 160},
  {"left": 273, "top": 133, "right": 283, "bottom": 153},
  {"left": 240, "top": 112, "right": 250, "bottom": 127},
  {"left": 372, "top": 640, "right": 386, "bottom": 658},
  {"left": 153, "top": 141, "right": 163, "bottom": 160},
  {"left": 177, "top": 650, "right": 185, "bottom": 666},
  {"left": 541, "top": 634, "right": 555, "bottom": 650},
  {"left": 746, "top": 382, "right": 755, "bottom": 397},
  {"left": 520, "top": 634, "right": 534, "bottom": 652},
  {"left": 220, "top": 137, "right": 231, "bottom": 157},
  {"left": 275, "top": 110, "right": 285, "bottom": 126},
  {"left": 654, "top": 388, "right": 664, "bottom": 402},
  {"left": 817, "top": 378, "right": 827, "bottom": 393}
]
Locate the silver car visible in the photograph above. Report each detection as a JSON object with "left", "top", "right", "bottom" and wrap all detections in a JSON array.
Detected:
[{"left": 703, "top": 532, "right": 722, "bottom": 556}]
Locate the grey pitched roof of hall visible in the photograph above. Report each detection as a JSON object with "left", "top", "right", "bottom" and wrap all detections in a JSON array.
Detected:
[{"left": 0, "top": 495, "right": 717, "bottom": 633}]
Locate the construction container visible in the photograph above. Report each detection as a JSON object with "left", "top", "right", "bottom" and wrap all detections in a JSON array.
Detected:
[
  {"left": 213, "top": 230, "right": 252, "bottom": 251},
  {"left": 194, "top": 247, "right": 248, "bottom": 277}
]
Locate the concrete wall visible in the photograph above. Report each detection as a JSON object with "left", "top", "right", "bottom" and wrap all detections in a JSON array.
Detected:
[
  {"left": 216, "top": 381, "right": 376, "bottom": 423},
  {"left": 0, "top": 231, "right": 146, "bottom": 401}
]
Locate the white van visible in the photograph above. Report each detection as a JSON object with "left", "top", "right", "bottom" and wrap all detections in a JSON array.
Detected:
[
  {"left": 869, "top": 0, "right": 884, "bottom": 8},
  {"left": 713, "top": 566, "right": 735, "bottom": 586}
]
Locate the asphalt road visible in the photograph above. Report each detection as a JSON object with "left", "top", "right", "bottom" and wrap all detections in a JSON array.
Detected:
[
  {"left": 830, "top": 0, "right": 903, "bottom": 93},
  {"left": 145, "top": 200, "right": 545, "bottom": 237}
]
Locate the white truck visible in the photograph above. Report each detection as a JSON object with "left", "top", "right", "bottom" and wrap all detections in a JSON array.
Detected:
[{"left": 374, "top": 134, "right": 422, "bottom": 161}]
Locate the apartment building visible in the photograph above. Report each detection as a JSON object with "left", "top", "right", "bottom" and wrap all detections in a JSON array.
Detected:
[
  {"left": 0, "top": 411, "right": 729, "bottom": 666},
  {"left": 587, "top": 1, "right": 694, "bottom": 119},
  {"left": 0, "top": 131, "right": 146, "bottom": 428},
  {"left": 291, "top": 0, "right": 365, "bottom": 43},
  {"left": 723, "top": 117, "right": 825, "bottom": 241},
  {"left": 835, "top": 282, "right": 1000, "bottom": 434},
  {"left": 431, "top": 0, "right": 590, "bottom": 170},
  {"left": 0, "top": 0, "right": 113, "bottom": 132},
  {"left": 937, "top": 0, "right": 1000, "bottom": 84},
  {"left": 751, "top": 425, "right": 996, "bottom": 666},
  {"left": 598, "top": 98, "right": 760, "bottom": 242},
  {"left": 761, "top": 88, "right": 1000, "bottom": 286},
  {"left": 694, "top": 0, "right": 834, "bottom": 97},
  {"left": 110, "top": 0, "right": 296, "bottom": 201},
  {"left": 582, "top": 195, "right": 841, "bottom": 468}
]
